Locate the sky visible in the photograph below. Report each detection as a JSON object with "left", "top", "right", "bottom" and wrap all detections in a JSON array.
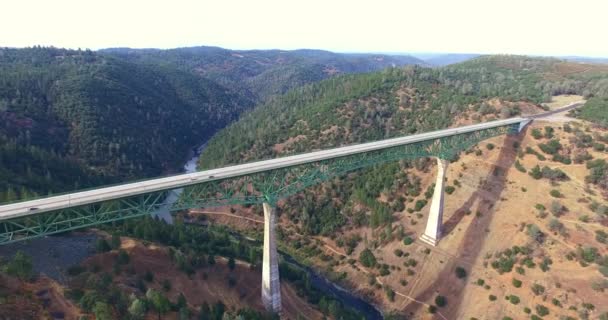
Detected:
[{"left": 1, "top": 0, "right": 607, "bottom": 57}]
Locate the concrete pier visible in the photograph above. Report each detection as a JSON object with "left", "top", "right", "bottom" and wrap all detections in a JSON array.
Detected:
[
  {"left": 262, "top": 202, "right": 281, "bottom": 313},
  {"left": 420, "top": 158, "right": 449, "bottom": 246}
]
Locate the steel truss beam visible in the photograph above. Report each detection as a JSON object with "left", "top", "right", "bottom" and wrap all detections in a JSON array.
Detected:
[{"left": 0, "top": 124, "right": 516, "bottom": 245}]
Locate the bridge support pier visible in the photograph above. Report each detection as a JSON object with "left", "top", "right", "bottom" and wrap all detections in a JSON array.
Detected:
[
  {"left": 420, "top": 158, "right": 449, "bottom": 246},
  {"left": 262, "top": 202, "right": 281, "bottom": 313}
]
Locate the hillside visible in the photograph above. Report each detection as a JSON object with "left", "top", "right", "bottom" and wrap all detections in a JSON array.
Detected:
[
  {"left": 0, "top": 47, "right": 254, "bottom": 202},
  {"left": 101, "top": 46, "right": 425, "bottom": 102},
  {"left": 0, "top": 46, "right": 422, "bottom": 203},
  {"left": 195, "top": 55, "right": 608, "bottom": 318}
]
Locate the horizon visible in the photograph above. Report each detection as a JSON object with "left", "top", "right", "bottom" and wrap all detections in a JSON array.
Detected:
[
  {"left": 3, "top": 45, "right": 608, "bottom": 60},
  {"left": 2, "top": 0, "right": 608, "bottom": 58}
]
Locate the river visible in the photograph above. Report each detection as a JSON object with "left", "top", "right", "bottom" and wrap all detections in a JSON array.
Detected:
[
  {"left": 152, "top": 143, "right": 206, "bottom": 223},
  {"left": 0, "top": 143, "right": 382, "bottom": 319},
  {"left": 166, "top": 144, "right": 383, "bottom": 319}
]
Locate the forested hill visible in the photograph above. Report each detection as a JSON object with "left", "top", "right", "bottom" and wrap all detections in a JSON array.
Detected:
[
  {"left": 196, "top": 55, "right": 608, "bottom": 235},
  {"left": 199, "top": 55, "right": 608, "bottom": 170},
  {"left": 100, "top": 46, "right": 425, "bottom": 102},
  {"left": 0, "top": 47, "right": 253, "bottom": 201}
]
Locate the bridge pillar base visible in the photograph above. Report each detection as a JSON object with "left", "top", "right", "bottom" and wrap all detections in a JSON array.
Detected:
[
  {"left": 420, "top": 158, "right": 449, "bottom": 247},
  {"left": 262, "top": 202, "right": 281, "bottom": 313}
]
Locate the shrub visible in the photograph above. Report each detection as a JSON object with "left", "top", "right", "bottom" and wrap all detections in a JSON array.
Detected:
[
  {"left": 384, "top": 285, "right": 395, "bottom": 302},
  {"left": 508, "top": 295, "right": 520, "bottom": 304},
  {"left": 544, "top": 126, "right": 554, "bottom": 139},
  {"left": 403, "top": 236, "right": 413, "bottom": 245},
  {"left": 428, "top": 305, "right": 437, "bottom": 314},
  {"left": 539, "top": 139, "right": 562, "bottom": 155},
  {"left": 536, "top": 304, "right": 549, "bottom": 316},
  {"left": 531, "top": 128, "right": 543, "bottom": 139},
  {"left": 512, "top": 278, "right": 522, "bottom": 288},
  {"left": 445, "top": 186, "right": 456, "bottom": 194},
  {"left": 435, "top": 295, "right": 447, "bottom": 307},
  {"left": 489, "top": 295, "right": 497, "bottom": 301},
  {"left": 551, "top": 298, "right": 561, "bottom": 307},
  {"left": 359, "top": 249, "right": 377, "bottom": 268},
  {"left": 393, "top": 249, "right": 404, "bottom": 257},
  {"left": 596, "top": 230, "right": 608, "bottom": 244},
  {"left": 524, "top": 307, "right": 531, "bottom": 314},
  {"left": 526, "top": 224, "right": 544, "bottom": 243},
  {"left": 531, "top": 283, "right": 545, "bottom": 295},
  {"left": 549, "top": 189, "right": 561, "bottom": 198},
  {"left": 414, "top": 200, "right": 427, "bottom": 211},
  {"left": 550, "top": 201, "right": 564, "bottom": 216},
  {"left": 455, "top": 266, "right": 467, "bottom": 279},
  {"left": 529, "top": 165, "right": 542, "bottom": 179},
  {"left": 486, "top": 143, "right": 495, "bottom": 150}
]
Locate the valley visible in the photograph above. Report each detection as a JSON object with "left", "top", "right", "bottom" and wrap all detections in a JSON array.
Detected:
[{"left": 1, "top": 51, "right": 607, "bottom": 320}]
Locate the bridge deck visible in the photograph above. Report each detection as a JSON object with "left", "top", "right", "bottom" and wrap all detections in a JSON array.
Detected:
[{"left": 0, "top": 117, "right": 526, "bottom": 220}]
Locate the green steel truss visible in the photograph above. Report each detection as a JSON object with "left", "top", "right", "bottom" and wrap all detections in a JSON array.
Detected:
[{"left": 0, "top": 123, "right": 518, "bottom": 245}]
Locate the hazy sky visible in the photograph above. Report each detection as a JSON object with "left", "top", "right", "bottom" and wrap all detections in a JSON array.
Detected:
[{"left": 1, "top": 0, "right": 607, "bottom": 57}]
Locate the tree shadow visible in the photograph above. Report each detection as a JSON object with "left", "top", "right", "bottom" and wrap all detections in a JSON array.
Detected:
[{"left": 403, "top": 128, "right": 527, "bottom": 318}]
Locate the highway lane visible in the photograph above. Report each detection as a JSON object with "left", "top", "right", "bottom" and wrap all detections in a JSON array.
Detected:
[
  {"left": 529, "top": 101, "right": 585, "bottom": 119},
  {"left": 0, "top": 117, "right": 526, "bottom": 220}
]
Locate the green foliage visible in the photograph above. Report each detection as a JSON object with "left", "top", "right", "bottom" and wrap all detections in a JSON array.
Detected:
[
  {"left": 96, "top": 239, "right": 111, "bottom": 253},
  {"left": 586, "top": 159, "right": 608, "bottom": 190},
  {"left": 0, "top": 47, "right": 253, "bottom": 201},
  {"left": 531, "top": 128, "right": 543, "bottom": 139},
  {"left": 535, "top": 304, "right": 549, "bottom": 316},
  {"left": 571, "top": 97, "right": 608, "bottom": 127},
  {"left": 455, "top": 266, "right": 467, "bottom": 279},
  {"left": 529, "top": 165, "right": 542, "bottom": 179},
  {"left": 549, "top": 189, "right": 561, "bottom": 198},
  {"left": 512, "top": 278, "right": 522, "bottom": 288},
  {"left": 489, "top": 295, "right": 497, "bottom": 301},
  {"left": 146, "top": 289, "right": 171, "bottom": 318},
  {"left": 538, "top": 139, "right": 563, "bottom": 155},
  {"left": 526, "top": 224, "right": 544, "bottom": 243},
  {"left": 128, "top": 298, "right": 147, "bottom": 320},
  {"left": 507, "top": 295, "right": 520, "bottom": 304},
  {"left": 531, "top": 283, "right": 545, "bottom": 296},
  {"left": 435, "top": 295, "right": 447, "bottom": 307},
  {"left": 2, "top": 251, "right": 33, "bottom": 281},
  {"left": 515, "top": 160, "right": 526, "bottom": 173},
  {"left": 196, "top": 55, "right": 608, "bottom": 243},
  {"left": 359, "top": 249, "right": 377, "bottom": 268},
  {"left": 414, "top": 199, "right": 428, "bottom": 211},
  {"left": 384, "top": 285, "right": 395, "bottom": 302},
  {"left": 544, "top": 126, "right": 554, "bottom": 139},
  {"left": 403, "top": 236, "right": 414, "bottom": 245},
  {"left": 93, "top": 302, "right": 113, "bottom": 320},
  {"left": 445, "top": 186, "right": 456, "bottom": 194}
]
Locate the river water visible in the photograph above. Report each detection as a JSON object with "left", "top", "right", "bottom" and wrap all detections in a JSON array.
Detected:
[
  {"left": 0, "top": 143, "right": 382, "bottom": 319},
  {"left": 166, "top": 144, "right": 382, "bottom": 319},
  {"left": 152, "top": 144, "right": 206, "bottom": 223}
]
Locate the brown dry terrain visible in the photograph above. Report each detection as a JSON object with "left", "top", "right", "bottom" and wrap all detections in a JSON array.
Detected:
[
  {"left": 0, "top": 274, "right": 82, "bottom": 320},
  {"left": 79, "top": 237, "right": 324, "bottom": 320},
  {"left": 189, "top": 98, "right": 608, "bottom": 319}
]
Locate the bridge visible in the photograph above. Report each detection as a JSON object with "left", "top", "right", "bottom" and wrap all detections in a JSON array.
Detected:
[{"left": 0, "top": 116, "right": 534, "bottom": 312}]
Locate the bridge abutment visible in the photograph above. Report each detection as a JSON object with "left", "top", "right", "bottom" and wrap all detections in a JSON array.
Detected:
[
  {"left": 420, "top": 158, "right": 449, "bottom": 246},
  {"left": 262, "top": 202, "right": 281, "bottom": 313}
]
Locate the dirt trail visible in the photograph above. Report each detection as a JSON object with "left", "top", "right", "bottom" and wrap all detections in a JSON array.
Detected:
[{"left": 403, "top": 130, "right": 526, "bottom": 318}]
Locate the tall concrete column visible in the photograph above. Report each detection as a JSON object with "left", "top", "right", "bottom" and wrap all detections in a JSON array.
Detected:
[
  {"left": 262, "top": 202, "right": 281, "bottom": 313},
  {"left": 420, "top": 158, "right": 449, "bottom": 246}
]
